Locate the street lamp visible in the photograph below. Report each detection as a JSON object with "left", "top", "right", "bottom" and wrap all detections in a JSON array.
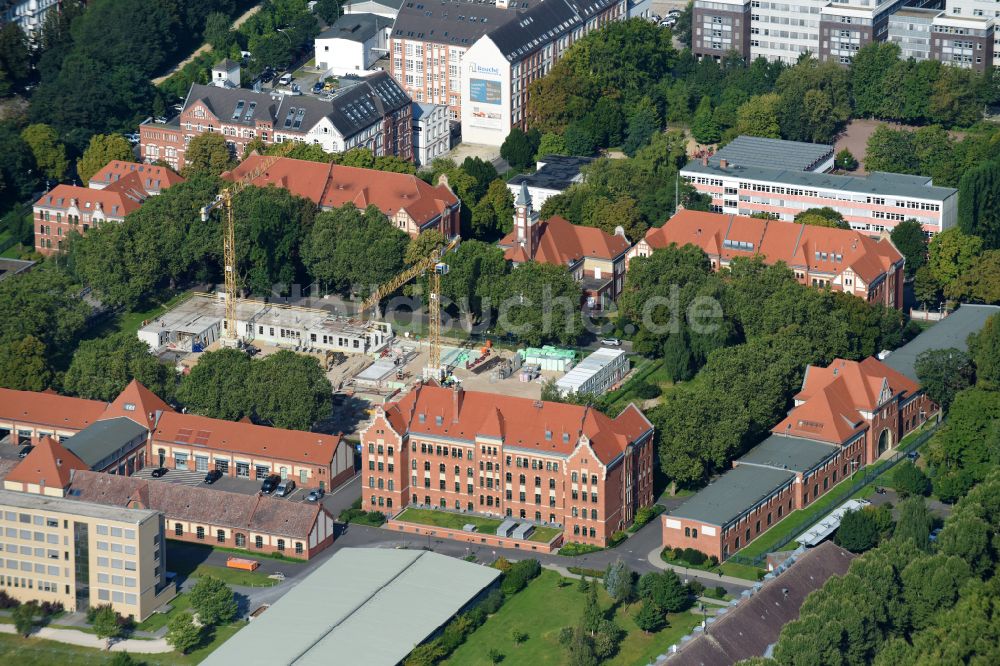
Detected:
[{"left": 700, "top": 602, "right": 707, "bottom": 629}]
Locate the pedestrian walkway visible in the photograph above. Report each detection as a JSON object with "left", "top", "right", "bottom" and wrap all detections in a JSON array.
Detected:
[
  {"left": 0, "top": 624, "right": 173, "bottom": 653},
  {"left": 646, "top": 547, "right": 752, "bottom": 587}
]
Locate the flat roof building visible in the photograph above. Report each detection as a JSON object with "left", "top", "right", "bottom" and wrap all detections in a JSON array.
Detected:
[
  {"left": 507, "top": 155, "right": 595, "bottom": 208},
  {"left": 202, "top": 548, "right": 501, "bottom": 666},
  {"left": 315, "top": 13, "right": 394, "bottom": 77},
  {"left": 556, "top": 348, "right": 629, "bottom": 397}
]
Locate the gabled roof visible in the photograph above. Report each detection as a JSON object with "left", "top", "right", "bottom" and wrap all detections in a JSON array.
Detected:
[
  {"left": 66, "top": 470, "right": 325, "bottom": 539},
  {"left": 64, "top": 417, "right": 149, "bottom": 468},
  {"left": 223, "top": 155, "right": 458, "bottom": 226},
  {"left": 101, "top": 379, "right": 174, "bottom": 429},
  {"left": 380, "top": 384, "right": 652, "bottom": 465},
  {"left": 643, "top": 211, "right": 903, "bottom": 285},
  {"left": 5, "top": 436, "right": 88, "bottom": 490},
  {"left": 499, "top": 215, "right": 631, "bottom": 265},
  {"left": 88, "top": 160, "right": 184, "bottom": 193},
  {"left": 0, "top": 388, "right": 107, "bottom": 431},
  {"left": 772, "top": 378, "right": 868, "bottom": 445},
  {"left": 34, "top": 184, "right": 147, "bottom": 219},
  {"left": 153, "top": 411, "right": 341, "bottom": 465},
  {"left": 795, "top": 357, "right": 920, "bottom": 413},
  {"left": 486, "top": 0, "right": 620, "bottom": 62}
]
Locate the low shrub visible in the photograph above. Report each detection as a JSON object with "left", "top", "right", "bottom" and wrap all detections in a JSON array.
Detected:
[
  {"left": 492, "top": 556, "right": 512, "bottom": 572},
  {"left": 705, "top": 586, "right": 728, "bottom": 600},
  {"left": 0, "top": 591, "right": 19, "bottom": 609},
  {"left": 632, "top": 505, "right": 657, "bottom": 529},
  {"left": 682, "top": 548, "right": 707, "bottom": 566},
  {"left": 634, "top": 382, "right": 662, "bottom": 400},
  {"left": 609, "top": 530, "right": 627, "bottom": 546},
  {"left": 559, "top": 542, "right": 604, "bottom": 556},
  {"left": 500, "top": 559, "right": 541, "bottom": 596},
  {"left": 687, "top": 580, "right": 705, "bottom": 596},
  {"left": 567, "top": 566, "right": 605, "bottom": 579}
]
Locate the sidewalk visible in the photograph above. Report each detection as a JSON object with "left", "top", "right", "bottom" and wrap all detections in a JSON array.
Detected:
[
  {"left": 0, "top": 624, "right": 173, "bottom": 653},
  {"left": 646, "top": 547, "right": 753, "bottom": 587}
]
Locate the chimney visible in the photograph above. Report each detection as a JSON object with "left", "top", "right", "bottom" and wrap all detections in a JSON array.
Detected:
[
  {"left": 701, "top": 156, "right": 708, "bottom": 166},
  {"left": 719, "top": 159, "right": 728, "bottom": 169},
  {"left": 452, "top": 384, "right": 463, "bottom": 423}
]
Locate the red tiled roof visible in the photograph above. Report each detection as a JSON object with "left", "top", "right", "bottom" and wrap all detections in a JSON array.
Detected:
[
  {"left": 643, "top": 211, "right": 903, "bottom": 284},
  {"left": 34, "top": 184, "right": 147, "bottom": 219},
  {"left": 499, "top": 216, "right": 631, "bottom": 265},
  {"left": 223, "top": 155, "right": 459, "bottom": 227},
  {"left": 153, "top": 411, "right": 340, "bottom": 465},
  {"left": 380, "top": 384, "right": 652, "bottom": 465},
  {"left": 66, "top": 471, "right": 325, "bottom": 539},
  {"left": 0, "top": 388, "right": 107, "bottom": 431},
  {"left": 5, "top": 436, "right": 88, "bottom": 489},
  {"left": 89, "top": 160, "right": 184, "bottom": 193},
  {"left": 100, "top": 380, "right": 175, "bottom": 429}
]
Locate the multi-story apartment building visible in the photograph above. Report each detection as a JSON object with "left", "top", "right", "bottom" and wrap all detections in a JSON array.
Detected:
[
  {"left": 948, "top": 0, "right": 1000, "bottom": 66},
  {"left": 412, "top": 102, "right": 452, "bottom": 166},
  {"left": 1, "top": 0, "right": 59, "bottom": 34},
  {"left": 224, "top": 154, "right": 461, "bottom": 236},
  {"left": 498, "top": 184, "right": 631, "bottom": 310},
  {"left": 389, "top": 0, "right": 524, "bottom": 121},
  {"left": 460, "top": 0, "right": 627, "bottom": 145},
  {"left": 32, "top": 162, "right": 184, "bottom": 255},
  {"left": 681, "top": 136, "right": 958, "bottom": 236},
  {"left": 889, "top": 8, "right": 994, "bottom": 71},
  {"left": 663, "top": 356, "right": 935, "bottom": 560},
  {"left": 0, "top": 489, "right": 174, "bottom": 621},
  {"left": 140, "top": 72, "right": 412, "bottom": 171},
  {"left": 362, "top": 383, "right": 655, "bottom": 546},
  {"left": 629, "top": 210, "right": 906, "bottom": 309}
]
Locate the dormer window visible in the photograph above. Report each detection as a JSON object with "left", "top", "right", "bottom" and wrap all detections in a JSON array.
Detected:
[
  {"left": 124, "top": 403, "right": 136, "bottom": 411},
  {"left": 418, "top": 413, "right": 425, "bottom": 423},
  {"left": 562, "top": 433, "right": 569, "bottom": 443},
  {"left": 435, "top": 416, "right": 443, "bottom": 426}
]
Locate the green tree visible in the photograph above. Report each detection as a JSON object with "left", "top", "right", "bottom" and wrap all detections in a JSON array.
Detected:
[
  {"left": 92, "top": 604, "right": 122, "bottom": 644},
  {"left": 536, "top": 132, "right": 569, "bottom": 160},
  {"left": 735, "top": 93, "right": 781, "bottom": 138},
  {"left": 495, "top": 262, "right": 583, "bottom": 345},
  {"left": 0, "top": 22, "right": 30, "bottom": 93},
  {"left": 203, "top": 12, "right": 235, "bottom": 53},
  {"left": 795, "top": 212, "right": 849, "bottom": 229},
  {"left": 176, "top": 348, "right": 254, "bottom": 421},
  {"left": 893, "top": 497, "right": 933, "bottom": 551},
  {"left": 315, "top": 0, "right": 343, "bottom": 24},
  {"left": 603, "top": 559, "right": 634, "bottom": 606},
  {"left": 851, "top": 42, "right": 901, "bottom": 118},
  {"left": 623, "top": 98, "right": 660, "bottom": 156},
  {"left": 500, "top": 128, "right": 539, "bottom": 170},
  {"left": 582, "top": 582, "right": 603, "bottom": 635},
  {"left": 11, "top": 601, "right": 38, "bottom": 636},
  {"left": 488, "top": 648, "right": 504, "bottom": 664},
  {"left": 0, "top": 123, "right": 41, "bottom": 209},
  {"left": 637, "top": 571, "right": 689, "bottom": 613},
  {"left": 471, "top": 179, "right": 515, "bottom": 240},
  {"left": 184, "top": 132, "right": 234, "bottom": 177},
  {"left": 0, "top": 268, "right": 91, "bottom": 351},
  {"left": 440, "top": 239, "right": 508, "bottom": 316},
  {"left": 404, "top": 230, "right": 448, "bottom": 267},
  {"left": 566, "top": 624, "right": 598, "bottom": 666},
  {"left": 691, "top": 97, "right": 720, "bottom": 144},
  {"left": 890, "top": 219, "right": 928, "bottom": 278},
  {"left": 21, "top": 124, "right": 69, "bottom": 181},
  {"left": 77, "top": 134, "right": 136, "bottom": 183},
  {"left": 0, "top": 336, "right": 54, "bottom": 392},
  {"left": 835, "top": 508, "right": 882, "bottom": 553},
  {"left": 927, "top": 387, "right": 1000, "bottom": 492},
  {"left": 250, "top": 351, "right": 333, "bottom": 430},
  {"left": 109, "top": 653, "right": 139, "bottom": 666},
  {"left": 926, "top": 229, "right": 984, "bottom": 299},
  {"left": 901, "top": 554, "right": 971, "bottom": 630},
  {"left": 459, "top": 157, "right": 499, "bottom": 203},
  {"left": 634, "top": 599, "right": 666, "bottom": 633},
  {"left": 835, "top": 148, "right": 858, "bottom": 171},
  {"left": 865, "top": 125, "right": 918, "bottom": 174},
  {"left": 967, "top": 313, "right": 1000, "bottom": 389},
  {"left": 946, "top": 249, "right": 1000, "bottom": 304},
  {"left": 958, "top": 160, "right": 1000, "bottom": 249},
  {"left": 913, "top": 265, "right": 941, "bottom": 308},
  {"left": 189, "top": 575, "right": 237, "bottom": 627},
  {"left": 165, "top": 611, "right": 202, "bottom": 654},
  {"left": 63, "top": 332, "right": 175, "bottom": 402},
  {"left": 892, "top": 461, "right": 931, "bottom": 498},
  {"left": 936, "top": 513, "right": 993, "bottom": 577},
  {"left": 914, "top": 348, "right": 974, "bottom": 412}
]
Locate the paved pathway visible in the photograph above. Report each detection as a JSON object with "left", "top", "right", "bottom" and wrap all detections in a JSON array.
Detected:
[
  {"left": 0, "top": 624, "right": 172, "bottom": 653},
  {"left": 644, "top": 547, "right": 752, "bottom": 587}
]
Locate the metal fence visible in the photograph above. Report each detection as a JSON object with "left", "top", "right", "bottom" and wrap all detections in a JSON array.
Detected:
[{"left": 726, "top": 425, "right": 938, "bottom": 567}]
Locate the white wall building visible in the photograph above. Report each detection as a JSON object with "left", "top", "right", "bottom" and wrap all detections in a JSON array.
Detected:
[
  {"left": 315, "top": 13, "right": 393, "bottom": 77},
  {"left": 556, "top": 348, "right": 629, "bottom": 397},
  {"left": 211, "top": 59, "right": 241, "bottom": 88},
  {"left": 412, "top": 103, "right": 451, "bottom": 166},
  {"left": 947, "top": 0, "right": 1000, "bottom": 66},
  {"left": 343, "top": 0, "right": 404, "bottom": 20}
]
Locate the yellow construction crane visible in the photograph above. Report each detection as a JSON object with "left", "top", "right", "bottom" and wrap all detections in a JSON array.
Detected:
[
  {"left": 200, "top": 145, "right": 293, "bottom": 346},
  {"left": 360, "top": 236, "right": 459, "bottom": 380}
]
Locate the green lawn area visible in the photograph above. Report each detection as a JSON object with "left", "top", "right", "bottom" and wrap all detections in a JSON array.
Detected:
[
  {"left": 718, "top": 561, "right": 764, "bottom": 581},
  {"left": 165, "top": 543, "right": 279, "bottom": 588},
  {"left": 443, "top": 570, "right": 700, "bottom": 666},
  {"left": 528, "top": 526, "right": 562, "bottom": 543},
  {"left": 397, "top": 507, "right": 502, "bottom": 532},
  {"left": 136, "top": 592, "right": 193, "bottom": 632}
]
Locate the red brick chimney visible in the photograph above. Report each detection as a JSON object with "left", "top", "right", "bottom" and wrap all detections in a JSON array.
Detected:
[
  {"left": 719, "top": 159, "right": 728, "bottom": 169},
  {"left": 452, "top": 384, "right": 463, "bottom": 423}
]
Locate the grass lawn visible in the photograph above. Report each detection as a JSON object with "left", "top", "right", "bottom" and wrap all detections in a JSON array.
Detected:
[
  {"left": 136, "top": 592, "right": 193, "bottom": 632},
  {"left": 165, "top": 543, "right": 279, "bottom": 588},
  {"left": 396, "top": 508, "right": 502, "bottom": 533},
  {"left": 0, "top": 244, "right": 21, "bottom": 258},
  {"left": 718, "top": 561, "right": 764, "bottom": 581},
  {"left": 528, "top": 526, "right": 561, "bottom": 543},
  {"left": 443, "top": 570, "right": 701, "bottom": 666}
]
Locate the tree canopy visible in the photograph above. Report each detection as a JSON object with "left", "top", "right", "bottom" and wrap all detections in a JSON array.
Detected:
[{"left": 63, "top": 332, "right": 176, "bottom": 402}]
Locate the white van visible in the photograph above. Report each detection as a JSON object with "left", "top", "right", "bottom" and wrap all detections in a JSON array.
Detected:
[{"left": 279, "top": 73, "right": 293, "bottom": 86}]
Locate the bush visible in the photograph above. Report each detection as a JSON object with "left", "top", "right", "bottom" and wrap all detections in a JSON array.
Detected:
[
  {"left": 492, "top": 556, "right": 512, "bottom": 572},
  {"left": 708, "top": 556, "right": 719, "bottom": 567},
  {"left": 634, "top": 382, "right": 662, "bottom": 399},
  {"left": 609, "top": 530, "right": 627, "bottom": 546},
  {"left": 559, "top": 542, "right": 604, "bottom": 556},
  {"left": 893, "top": 461, "right": 931, "bottom": 498},
  {"left": 682, "top": 548, "right": 707, "bottom": 566},
  {"left": 709, "top": 586, "right": 728, "bottom": 599},
  {"left": 481, "top": 588, "right": 504, "bottom": 614},
  {"left": 633, "top": 505, "right": 656, "bottom": 529},
  {"left": 558, "top": 626, "right": 574, "bottom": 646},
  {"left": 501, "top": 559, "right": 541, "bottom": 596},
  {"left": 39, "top": 601, "right": 64, "bottom": 617},
  {"left": 0, "top": 591, "right": 19, "bottom": 609},
  {"left": 672, "top": 547, "right": 685, "bottom": 560},
  {"left": 687, "top": 580, "right": 705, "bottom": 596}
]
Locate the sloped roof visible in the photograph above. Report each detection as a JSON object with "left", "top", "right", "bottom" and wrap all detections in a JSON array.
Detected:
[
  {"left": 772, "top": 378, "right": 868, "bottom": 445},
  {"left": 710, "top": 135, "right": 834, "bottom": 172},
  {"left": 499, "top": 215, "right": 631, "bottom": 265},
  {"left": 89, "top": 160, "right": 184, "bottom": 193},
  {"left": 34, "top": 184, "right": 147, "bottom": 218},
  {"left": 5, "top": 436, "right": 88, "bottom": 489},
  {"left": 101, "top": 379, "right": 175, "bottom": 429},
  {"left": 63, "top": 417, "right": 149, "bottom": 468},
  {"left": 663, "top": 542, "right": 857, "bottom": 665},
  {"left": 223, "top": 155, "right": 458, "bottom": 226},
  {"left": 487, "top": 0, "right": 620, "bottom": 61},
  {"left": 0, "top": 388, "right": 107, "bottom": 431},
  {"left": 796, "top": 357, "right": 920, "bottom": 412},
  {"left": 380, "top": 384, "right": 652, "bottom": 465},
  {"left": 153, "top": 411, "right": 341, "bottom": 466},
  {"left": 66, "top": 470, "right": 324, "bottom": 539},
  {"left": 391, "top": 0, "right": 524, "bottom": 46},
  {"left": 643, "top": 211, "right": 903, "bottom": 285}
]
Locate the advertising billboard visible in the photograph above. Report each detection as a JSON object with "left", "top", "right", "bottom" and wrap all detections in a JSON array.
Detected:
[{"left": 469, "top": 78, "right": 502, "bottom": 105}]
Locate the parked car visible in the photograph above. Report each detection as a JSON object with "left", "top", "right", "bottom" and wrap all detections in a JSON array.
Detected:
[
  {"left": 279, "top": 73, "right": 293, "bottom": 86},
  {"left": 660, "top": 17, "right": 676, "bottom": 27},
  {"left": 17, "top": 445, "right": 34, "bottom": 458},
  {"left": 906, "top": 450, "right": 919, "bottom": 462},
  {"left": 261, "top": 474, "right": 281, "bottom": 493},
  {"left": 305, "top": 488, "right": 325, "bottom": 502},
  {"left": 275, "top": 479, "right": 296, "bottom": 497},
  {"left": 600, "top": 338, "right": 623, "bottom": 347},
  {"left": 151, "top": 467, "right": 168, "bottom": 478},
  {"left": 667, "top": 8, "right": 682, "bottom": 17},
  {"left": 312, "top": 81, "right": 324, "bottom": 93},
  {"left": 124, "top": 132, "right": 140, "bottom": 145},
  {"left": 204, "top": 469, "right": 223, "bottom": 484},
  {"left": 153, "top": 116, "right": 168, "bottom": 124}
]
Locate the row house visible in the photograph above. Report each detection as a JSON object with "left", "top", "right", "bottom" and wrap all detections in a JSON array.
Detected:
[
  {"left": 460, "top": 0, "right": 627, "bottom": 146},
  {"left": 32, "top": 161, "right": 184, "bottom": 255},
  {"left": 680, "top": 135, "right": 957, "bottom": 236},
  {"left": 140, "top": 72, "right": 412, "bottom": 171},
  {"left": 223, "top": 154, "right": 460, "bottom": 237},
  {"left": 362, "top": 382, "right": 655, "bottom": 546},
  {"left": 498, "top": 183, "right": 630, "bottom": 310},
  {"left": 663, "top": 355, "right": 935, "bottom": 560},
  {"left": 629, "top": 209, "right": 905, "bottom": 309}
]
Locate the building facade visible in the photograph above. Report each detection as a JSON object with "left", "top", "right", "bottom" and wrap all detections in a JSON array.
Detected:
[
  {"left": 629, "top": 210, "right": 906, "bottom": 309},
  {"left": 412, "top": 102, "right": 452, "bottom": 166},
  {"left": 889, "top": 8, "right": 995, "bottom": 71},
  {"left": 460, "top": 0, "right": 627, "bottom": 146},
  {"left": 315, "top": 13, "right": 393, "bottom": 77},
  {"left": 140, "top": 73, "right": 412, "bottom": 171},
  {"left": 0, "top": 489, "right": 174, "bottom": 621},
  {"left": 498, "top": 184, "right": 631, "bottom": 310},
  {"left": 361, "top": 383, "right": 655, "bottom": 546},
  {"left": 1, "top": 0, "right": 59, "bottom": 34},
  {"left": 949, "top": 0, "right": 1000, "bottom": 67}
]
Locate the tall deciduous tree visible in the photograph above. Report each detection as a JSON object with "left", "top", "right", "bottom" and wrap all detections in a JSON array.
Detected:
[
  {"left": 500, "top": 128, "right": 539, "bottom": 170},
  {"left": 967, "top": 313, "right": 1000, "bottom": 389},
  {"left": 189, "top": 575, "right": 237, "bottom": 626},
  {"left": 250, "top": 351, "right": 333, "bottom": 430},
  {"left": 927, "top": 228, "right": 983, "bottom": 293},
  {"left": 914, "top": 348, "right": 974, "bottom": 411},
  {"left": 958, "top": 160, "right": 1000, "bottom": 250},
  {"left": 166, "top": 612, "right": 202, "bottom": 654},
  {"left": 735, "top": 93, "right": 781, "bottom": 138},
  {"left": 63, "top": 332, "right": 176, "bottom": 402},
  {"left": 183, "top": 132, "right": 234, "bottom": 177},
  {"left": 495, "top": 262, "right": 583, "bottom": 346},
  {"left": 0, "top": 336, "right": 53, "bottom": 392},
  {"left": 0, "top": 22, "right": 30, "bottom": 94},
  {"left": 176, "top": 349, "right": 254, "bottom": 421},
  {"left": 21, "top": 124, "right": 69, "bottom": 181},
  {"left": 889, "top": 219, "right": 928, "bottom": 277},
  {"left": 77, "top": 134, "right": 136, "bottom": 183},
  {"left": 893, "top": 497, "right": 933, "bottom": 551},
  {"left": 850, "top": 42, "right": 901, "bottom": 118},
  {"left": 0, "top": 268, "right": 90, "bottom": 351}
]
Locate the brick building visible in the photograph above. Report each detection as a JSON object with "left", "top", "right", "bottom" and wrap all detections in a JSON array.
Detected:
[
  {"left": 663, "top": 356, "right": 935, "bottom": 560},
  {"left": 140, "top": 73, "right": 412, "bottom": 171},
  {"left": 629, "top": 209, "right": 905, "bottom": 309},
  {"left": 223, "top": 154, "right": 460, "bottom": 237},
  {"left": 361, "top": 382, "right": 655, "bottom": 546},
  {"left": 498, "top": 184, "right": 631, "bottom": 310},
  {"left": 32, "top": 162, "right": 184, "bottom": 255},
  {"left": 0, "top": 381, "right": 355, "bottom": 493}
]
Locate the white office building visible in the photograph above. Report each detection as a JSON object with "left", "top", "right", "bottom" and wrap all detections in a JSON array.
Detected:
[{"left": 412, "top": 103, "right": 451, "bottom": 166}]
